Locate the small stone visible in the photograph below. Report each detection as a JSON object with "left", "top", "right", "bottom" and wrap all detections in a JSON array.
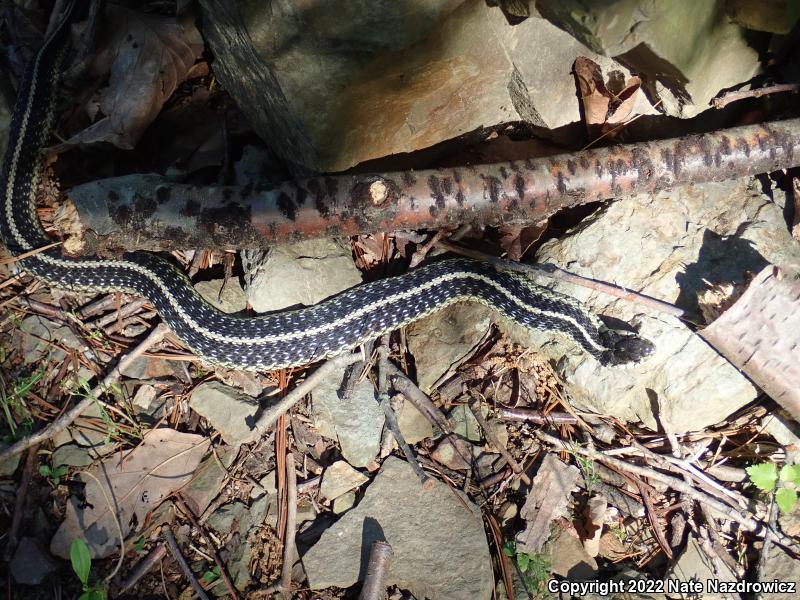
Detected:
[
  {"left": 449, "top": 405, "right": 483, "bottom": 442},
  {"left": 312, "top": 369, "right": 384, "bottom": 468},
  {"left": 189, "top": 381, "right": 260, "bottom": 445},
  {"left": 52, "top": 402, "right": 114, "bottom": 449},
  {"left": 132, "top": 384, "right": 164, "bottom": 417},
  {"left": 333, "top": 491, "right": 357, "bottom": 514},
  {"left": 319, "top": 461, "right": 368, "bottom": 502},
  {"left": 249, "top": 470, "right": 277, "bottom": 500},
  {"left": 243, "top": 239, "right": 362, "bottom": 313},
  {"left": 51, "top": 444, "right": 93, "bottom": 467},
  {"left": 207, "top": 501, "right": 250, "bottom": 537},
  {"left": 397, "top": 401, "right": 433, "bottom": 444},
  {"left": 407, "top": 302, "right": 493, "bottom": 393},
  {"left": 431, "top": 435, "right": 473, "bottom": 471},
  {"left": 10, "top": 537, "right": 59, "bottom": 585},
  {"left": 0, "top": 444, "right": 21, "bottom": 476},
  {"left": 17, "top": 316, "right": 81, "bottom": 363},
  {"left": 195, "top": 279, "right": 247, "bottom": 313},
  {"left": 549, "top": 530, "right": 598, "bottom": 580},
  {"left": 182, "top": 447, "right": 237, "bottom": 516}
]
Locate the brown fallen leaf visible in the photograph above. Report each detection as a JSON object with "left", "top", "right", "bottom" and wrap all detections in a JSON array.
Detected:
[
  {"left": 574, "top": 57, "right": 642, "bottom": 139},
  {"left": 498, "top": 221, "right": 547, "bottom": 261},
  {"left": 65, "top": 5, "right": 203, "bottom": 150},
  {"left": 50, "top": 428, "right": 209, "bottom": 559}
]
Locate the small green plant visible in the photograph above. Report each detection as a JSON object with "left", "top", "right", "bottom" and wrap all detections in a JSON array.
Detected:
[
  {"left": 71, "top": 378, "right": 117, "bottom": 443},
  {"left": 201, "top": 565, "right": 221, "bottom": 585},
  {"left": 747, "top": 462, "right": 800, "bottom": 514},
  {"left": 502, "top": 541, "right": 551, "bottom": 597},
  {"left": 574, "top": 451, "right": 600, "bottom": 491},
  {"left": 39, "top": 462, "right": 68, "bottom": 486},
  {"left": 70, "top": 538, "right": 107, "bottom": 600},
  {"left": 133, "top": 536, "right": 146, "bottom": 554},
  {"left": 1, "top": 367, "right": 45, "bottom": 437}
]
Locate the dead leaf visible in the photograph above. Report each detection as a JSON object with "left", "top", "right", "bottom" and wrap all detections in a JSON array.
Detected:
[
  {"left": 498, "top": 221, "right": 547, "bottom": 261},
  {"left": 574, "top": 57, "right": 642, "bottom": 139},
  {"left": 50, "top": 429, "right": 209, "bottom": 559},
  {"left": 516, "top": 454, "right": 580, "bottom": 553},
  {"left": 792, "top": 177, "right": 800, "bottom": 240},
  {"left": 65, "top": 5, "right": 203, "bottom": 149}
]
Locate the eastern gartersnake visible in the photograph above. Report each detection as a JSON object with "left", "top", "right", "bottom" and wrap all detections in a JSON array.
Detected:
[{"left": 1, "top": 2, "right": 653, "bottom": 370}]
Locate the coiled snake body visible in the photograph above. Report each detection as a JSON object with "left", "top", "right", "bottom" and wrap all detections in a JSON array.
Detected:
[{"left": 1, "top": 2, "right": 653, "bottom": 370}]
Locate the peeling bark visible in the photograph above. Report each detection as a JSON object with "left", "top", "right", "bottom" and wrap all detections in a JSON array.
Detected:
[{"left": 64, "top": 118, "right": 800, "bottom": 254}]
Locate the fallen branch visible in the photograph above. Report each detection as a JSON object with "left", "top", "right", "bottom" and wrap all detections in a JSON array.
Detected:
[
  {"left": 358, "top": 541, "right": 393, "bottom": 600},
  {"left": 116, "top": 544, "right": 167, "bottom": 595},
  {"left": 712, "top": 83, "right": 799, "bottom": 109},
  {"left": 280, "top": 452, "right": 297, "bottom": 599},
  {"left": 63, "top": 119, "right": 800, "bottom": 252}
]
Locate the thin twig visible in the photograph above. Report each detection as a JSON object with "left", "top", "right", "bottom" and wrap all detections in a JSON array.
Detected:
[
  {"left": 175, "top": 497, "right": 239, "bottom": 600},
  {"left": 0, "top": 323, "right": 170, "bottom": 462},
  {"left": 534, "top": 431, "right": 764, "bottom": 533},
  {"left": 437, "top": 241, "right": 688, "bottom": 320},
  {"left": 2, "top": 444, "right": 39, "bottom": 561},
  {"left": 164, "top": 526, "right": 210, "bottom": 600},
  {"left": 358, "top": 541, "right": 393, "bottom": 600},
  {"left": 116, "top": 544, "right": 167, "bottom": 595},
  {"left": 385, "top": 362, "right": 452, "bottom": 434},
  {"left": 252, "top": 353, "right": 363, "bottom": 435},
  {"left": 280, "top": 452, "right": 297, "bottom": 599},
  {"left": 469, "top": 396, "right": 531, "bottom": 486},
  {"left": 712, "top": 83, "right": 799, "bottom": 109},
  {"left": 497, "top": 408, "right": 578, "bottom": 425},
  {"left": 377, "top": 340, "right": 429, "bottom": 485}
]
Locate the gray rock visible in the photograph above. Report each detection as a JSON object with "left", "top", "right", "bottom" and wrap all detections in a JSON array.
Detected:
[
  {"left": 761, "top": 533, "right": 800, "bottom": 599},
  {"left": 189, "top": 381, "right": 260, "bottom": 445},
  {"left": 243, "top": 238, "right": 361, "bottom": 313},
  {"left": 10, "top": 537, "right": 59, "bottom": 585},
  {"left": 195, "top": 278, "right": 248, "bottom": 314},
  {"left": 182, "top": 446, "right": 237, "bottom": 516},
  {"left": 52, "top": 402, "right": 116, "bottom": 450},
  {"left": 51, "top": 443, "right": 93, "bottom": 467},
  {"left": 249, "top": 470, "right": 277, "bottom": 500},
  {"left": 131, "top": 384, "right": 165, "bottom": 418},
  {"left": 521, "top": 178, "right": 800, "bottom": 433},
  {"left": 333, "top": 491, "right": 357, "bottom": 514},
  {"left": 536, "top": 0, "right": 760, "bottom": 118},
  {"left": 206, "top": 501, "right": 250, "bottom": 537},
  {"left": 0, "top": 444, "right": 21, "bottom": 476},
  {"left": 397, "top": 401, "right": 433, "bottom": 444},
  {"left": 319, "top": 460, "right": 368, "bottom": 502},
  {"left": 303, "top": 457, "right": 493, "bottom": 600},
  {"left": 312, "top": 369, "right": 384, "bottom": 468},
  {"left": 407, "top": 302, "right": 493, "bottom": 393},
  {"left": 203, "top": 1, "right": 650, "bottom": 172},
  {"left": 549, "top": 530, "right": 598, "bottom": 580},
  {"left": 17, "top": 316, "right": 82, "bottom": 363},
  {"left": 665, "top": 535, "right": 736, "bottom": 598}
]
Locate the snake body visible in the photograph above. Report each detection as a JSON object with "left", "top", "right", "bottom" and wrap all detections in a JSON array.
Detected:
[{"left": 1, "top": 3, "right": 653, "bottom": 370}]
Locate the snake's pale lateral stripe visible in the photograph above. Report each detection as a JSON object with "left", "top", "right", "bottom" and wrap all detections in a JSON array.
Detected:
[{"left": 1, "top": 1, "right": 653, "bottom": 371}]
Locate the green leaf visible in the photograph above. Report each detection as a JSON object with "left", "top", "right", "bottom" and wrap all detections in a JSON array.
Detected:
[
  {"left": 39, "top": 465, "right": 51, "bottom": 477},
  {"left": 779, "top": 464, "right": 800, "bottom": 486},
  {"left": 776, "top": 488, "right": 798, "bottom": 514},
  {"left": 517, "top": 552, "right": 530, "bottom": 573},
  {"left": 53, "top": 465, "right": 68, "bottom": 478},
  {"left": 70, "top": 538, "right": 92, "bottom": 586},
  {"left": 134, "top": 536, "right": 146, "bottom": 553},
  {"left": 502, "top": 541, "right": 516, "bottom": 557},
  {"left": 87, "top": 589, "right": 106, "bottom": 600},
  {"left": 747, "top": 463, "right": 778, "bottom": 491}
]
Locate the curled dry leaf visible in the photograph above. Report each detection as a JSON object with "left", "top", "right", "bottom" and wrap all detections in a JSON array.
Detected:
[
  {"left": 50, "top": 428, "right": 209, "bottom": 559},
  {"left": 65, "top": 5, "right": 203, "bottom": 149},
  {"left": 574, "top": 56, "right": 642, "bottom": 138}
]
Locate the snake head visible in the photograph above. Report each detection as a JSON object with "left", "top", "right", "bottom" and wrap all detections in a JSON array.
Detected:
[{"left": 599, "top": 328, "right": 656, "bottom": 366}]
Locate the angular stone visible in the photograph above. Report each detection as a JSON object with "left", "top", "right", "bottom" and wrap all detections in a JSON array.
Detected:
[
  {"left": 312, "top": 370, "right": 384, "bottom": 468},
  {"left": 243, "top": 238, "right": 362, "bottom": 313},
  {"left": 189, "top": 381, "right": 260, "bottom": 445},
  {"left": 397, "top": 401, "right": 433, "bottom": 444},
  {"left": 195, "top": 278, "right": 247, "bottom": 314},
  {"left": 10, "top": 537, "right": 59, "bottom": 585},
  {"left": 51, "top": 443, "right": 93, "bottom": 467},
  {"left": 303, "top": 457, "right": 493, "bottom": 600},
  {"left": 319, "top": 460, "right": 368, "bottom": 502},
  {"left": 407, "top": 302, "right": 493, "bottom": 393}
]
